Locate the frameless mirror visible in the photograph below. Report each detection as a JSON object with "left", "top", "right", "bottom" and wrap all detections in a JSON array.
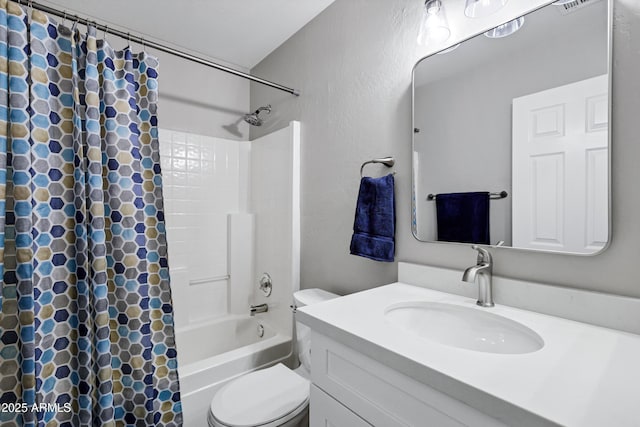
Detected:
[{"left": 412, "top": 0, "right": 610, "bottom": 254}]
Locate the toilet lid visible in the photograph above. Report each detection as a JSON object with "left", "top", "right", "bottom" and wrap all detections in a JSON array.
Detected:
[{"left": 210, "top": 363, "right": 309, "bottom": 427}]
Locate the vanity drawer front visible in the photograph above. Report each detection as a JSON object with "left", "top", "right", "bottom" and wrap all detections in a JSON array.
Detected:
[
  {"left": 310, "top": 384, "right": 372, "bottom": 427},
  {"left": 311, "top": 332, "right": 506, "bottom": 427}
]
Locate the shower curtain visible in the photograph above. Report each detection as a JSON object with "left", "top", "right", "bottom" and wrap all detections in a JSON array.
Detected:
[{"left": 0, "top": 1, "right": 182, "bottom": 426}]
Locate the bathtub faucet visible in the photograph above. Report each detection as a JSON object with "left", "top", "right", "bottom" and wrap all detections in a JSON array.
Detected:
[{"left": 250, "top": 303, "right": 269, "bottom": 316}]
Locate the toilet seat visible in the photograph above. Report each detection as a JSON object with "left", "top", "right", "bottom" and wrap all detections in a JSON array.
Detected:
[{"left": 209, "top": 363, "right": 309, "bottom": 427}]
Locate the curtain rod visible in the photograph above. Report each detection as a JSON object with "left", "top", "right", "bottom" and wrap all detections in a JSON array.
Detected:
[{"left": 15, "top": 0, "right": 300, "bottom": 96}]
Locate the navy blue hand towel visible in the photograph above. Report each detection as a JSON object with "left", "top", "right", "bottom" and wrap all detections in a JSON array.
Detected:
[
  {"left": 350, "top": 174, "right": 395, "bottom": 262},
  {"left": 436, "top": 192, "right": 490, "bottom": 244}
]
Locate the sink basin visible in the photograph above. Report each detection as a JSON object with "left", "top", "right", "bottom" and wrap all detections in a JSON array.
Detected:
[{"left": 384, "top": 302, "right": 544, "bottom": 354}]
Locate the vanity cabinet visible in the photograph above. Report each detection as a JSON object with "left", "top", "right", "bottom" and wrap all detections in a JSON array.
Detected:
[
  {"left": 309, "top": 332, "right": 506, "bottom": 427},
  {"left": 300, "top": 269, "right": 640, "bottom": 426},
  {"left": 310, "top": 384, "right": 371, "bottom": 426}
]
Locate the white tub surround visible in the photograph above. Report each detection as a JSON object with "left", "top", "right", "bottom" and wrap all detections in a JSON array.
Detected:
[
  {"left": 298, "top": 265, "right": 640, "bottom": 427},
  {"left": 250, "top": 121, "right": 301, "bottom": 338},
  {"left": 164, "top": 122, "right": 302, "bottom": 427},
  {"left": 159, "top": 129, "right": 251, "bottom": 327}
]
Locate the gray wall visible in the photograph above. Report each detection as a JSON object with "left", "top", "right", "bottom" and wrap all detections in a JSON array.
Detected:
[
  {"left": 151, "top": 48, "right": 251, "bottom": 140},
  {"left": 414, "top": 3, "right": 607, "bottom": 244},
  {"left": 250, "top": 0, "right": 640, "bottom": 299}
]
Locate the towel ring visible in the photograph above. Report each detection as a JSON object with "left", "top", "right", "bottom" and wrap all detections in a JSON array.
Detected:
[{"left": 360, "top": 157, "right": 395, "bottom": 177}]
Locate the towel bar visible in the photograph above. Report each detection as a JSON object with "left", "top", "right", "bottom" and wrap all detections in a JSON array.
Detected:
[
  {"left": 360, "top": 157, "right": 395, "bottom": 177},
  {"left": 427, "top": 191, "right": 508, "bottom": 201}
]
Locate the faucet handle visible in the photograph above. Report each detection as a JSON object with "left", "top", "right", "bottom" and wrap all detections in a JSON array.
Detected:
[{"left": 470, "top": 245, "right": 492, "bottom": 264}]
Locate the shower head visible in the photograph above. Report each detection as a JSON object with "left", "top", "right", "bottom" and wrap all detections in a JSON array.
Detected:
[
  {"left": 243, "top": 105, "right": 271, "bottom": 126},
  {"left": 243, "top": 113, "right": 263, "bottom": 126}
]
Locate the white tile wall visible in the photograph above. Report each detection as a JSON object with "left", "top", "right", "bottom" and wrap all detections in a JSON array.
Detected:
[{"left": 159, "top": 129, "right": 250, "bottom": 328}]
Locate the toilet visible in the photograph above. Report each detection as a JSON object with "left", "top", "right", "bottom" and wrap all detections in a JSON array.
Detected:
[{"left": 207, "top": 289, "right": 339, "bottom": 427}]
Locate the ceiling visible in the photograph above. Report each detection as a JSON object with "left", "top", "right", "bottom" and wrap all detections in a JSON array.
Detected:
[{"left": 36, "top": 0, "right": 336, "bottom": 69}]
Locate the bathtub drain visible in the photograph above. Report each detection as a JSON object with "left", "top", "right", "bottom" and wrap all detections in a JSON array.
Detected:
[{"left": 257, "top": 323, "right": 265, "bottom": 338}]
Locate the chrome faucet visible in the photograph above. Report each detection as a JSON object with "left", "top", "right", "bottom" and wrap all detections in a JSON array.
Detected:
[
  {"left": 462, "top": 245, "right": 494, "bottom": 307},
  {"left": 250, "top": 303, "right": 269, "bottom": 316}
]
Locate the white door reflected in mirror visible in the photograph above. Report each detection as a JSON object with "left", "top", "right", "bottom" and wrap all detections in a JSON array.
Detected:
[{"left": 512, "top": 75, "right": 608, "bottom": 253}]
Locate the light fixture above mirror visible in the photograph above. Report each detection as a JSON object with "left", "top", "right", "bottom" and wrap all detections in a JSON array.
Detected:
[
  {"left": 464, "top": 0, "right": 509, "bottom": 18},
  {"left": 417, "top": 0, "right": 451, "bottom": 45},
  {"left": 419, "top": 0, "right": 525, "bottom": 49},
  {"left": 484, "top": 16, "right": 525, "bottom": 38}
]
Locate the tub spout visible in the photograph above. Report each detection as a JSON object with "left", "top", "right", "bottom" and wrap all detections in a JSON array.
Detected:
[{"left": 250, "top": 303, "right": 268, "bottom": 316}]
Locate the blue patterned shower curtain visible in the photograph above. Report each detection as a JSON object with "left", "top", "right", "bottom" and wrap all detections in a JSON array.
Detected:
[{"left": 0, "top": 1, "right": 182, "bottom": 425}]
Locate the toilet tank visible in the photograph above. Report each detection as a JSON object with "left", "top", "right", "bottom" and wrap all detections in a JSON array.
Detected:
[
  {"left": 294, "top": 289, "right": 338, "bottom": 308},
  {"left": 294, "top": 289, "right": 339, "bottom": 372}
]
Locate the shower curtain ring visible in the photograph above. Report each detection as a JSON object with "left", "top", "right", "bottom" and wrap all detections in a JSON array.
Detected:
[
  {"left": 62, "top": 10, "right": 67, "bottom": 26},
  {"left": 103, "top": 24, "right": 108, "bottom": 42},
  {"left": 127, "top": 32, "right": 131, "bottom": 48}
]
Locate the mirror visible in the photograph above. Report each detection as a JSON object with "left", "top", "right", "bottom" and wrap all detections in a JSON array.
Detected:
[{"left": 412, "top": 0, "right": 610, "bottom": 254}]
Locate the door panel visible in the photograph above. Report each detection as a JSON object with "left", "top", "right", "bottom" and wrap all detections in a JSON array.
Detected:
[{"left": 512, "top": 75, "right": 608, "bottom": 253}]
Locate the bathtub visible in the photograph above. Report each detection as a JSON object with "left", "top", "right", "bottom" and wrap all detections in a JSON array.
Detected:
[{"left": 177, "top": 315, "right": 292, "bottom": 427}]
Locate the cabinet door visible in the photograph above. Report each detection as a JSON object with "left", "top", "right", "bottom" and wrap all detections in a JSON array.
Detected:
[
  {"left": 310, "top": 384, "right": 371, "bottom": 427},
  {"left": 311, "top": 332, "right": 507, "bottom": 427}
]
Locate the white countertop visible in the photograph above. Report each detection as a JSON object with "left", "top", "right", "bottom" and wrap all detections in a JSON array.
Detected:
[{"left": 298, "top": 282, "right": 640, "bottom": 427}]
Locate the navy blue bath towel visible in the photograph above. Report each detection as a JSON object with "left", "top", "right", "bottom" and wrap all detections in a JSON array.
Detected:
[
  {"left": 436, "top": 192, "right": 490, "bottom": 244},
  {"left": 350, "top": 174, "right": 395, "bottom": 262}
]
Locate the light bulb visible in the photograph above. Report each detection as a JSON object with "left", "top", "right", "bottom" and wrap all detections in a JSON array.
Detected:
[
  {"left": 484, "top": 16, "right": 524, "bottom": 38},
  {"left": 464, "top": 0, "right": 509, "bottom": 18},
  {"left": 417, "top": 0, "right": 451, "bottom": 45}
]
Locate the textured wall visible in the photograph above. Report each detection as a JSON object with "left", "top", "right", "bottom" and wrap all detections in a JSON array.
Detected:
[
  {"left": 155, "top": 51, "right": 252, "bottom": 140},
  {"left": 250, "top": 0, "right": 640, "bottom": 298}
]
